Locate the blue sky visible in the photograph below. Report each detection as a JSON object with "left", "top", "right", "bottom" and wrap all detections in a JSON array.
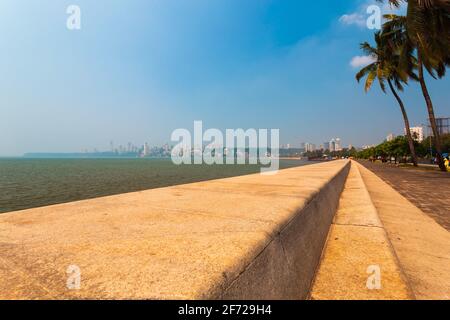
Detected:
[{"left": 0, "top": 0, "right": 448, "bottom": 155}]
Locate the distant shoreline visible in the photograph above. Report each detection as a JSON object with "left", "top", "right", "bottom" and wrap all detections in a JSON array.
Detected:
[
  {"left": 18, "top": 154, "right": 309, "bottom": 161},
  {"left": 21, "top": 154, "right": 172, "bottom": 160}
]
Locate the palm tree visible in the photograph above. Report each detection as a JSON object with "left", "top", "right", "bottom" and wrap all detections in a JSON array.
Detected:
[
  {"left": 356, "top": 32, "right": 419, "bottom": 166},
  {"left": 379, "top": 0, "right": 450, "bottom": 170}
]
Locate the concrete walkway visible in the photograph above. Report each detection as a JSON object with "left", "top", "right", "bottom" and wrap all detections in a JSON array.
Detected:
[
  {"left": 312, "top": 161, "right": 450, "bottom": 300},
  {"left": 358, "top": 163, "right": 450, "bottom": 300},
  {"left": 311, "top": 162, "right": 413, "bottom": 300},
  {"left": 2, "top": 159, "right": 448, "bottom": 300},
  {"left": 358, "top": 160, "right": 450, "bottom": 231}
]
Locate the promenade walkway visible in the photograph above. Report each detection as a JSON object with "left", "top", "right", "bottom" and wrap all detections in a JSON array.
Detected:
[
  {"left": 358, "top": 160, "right": 450, "bottom": 231},
  {"left": 313, "top": 161, "right": 450, "bottom": 300},
  {"left": 311, "top": 163, "right": 413, "bottom": 300},
  {"left": 357, "top": 163, "right": 450, "bottom": 299},
  {"left": 2, "top": 159, "right": 448, "bottom": 300}
]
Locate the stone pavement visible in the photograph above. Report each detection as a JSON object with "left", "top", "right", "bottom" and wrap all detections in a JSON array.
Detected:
[
  {"left": 358, "top": 160, "right": 450, "bottom": 231},
  {"left": 357, "top": 162, "right": 450, "bottom": 299},
  {"left": 311, "top": 163, "right": 413, "bottom": 300}
]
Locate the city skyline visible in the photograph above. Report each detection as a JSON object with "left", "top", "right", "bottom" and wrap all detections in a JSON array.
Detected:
[
  {"left": 1, "top": 0, "right": 449, "bottom": 156},
  {"left": 11, "top": 114, "right": 448, "bottom": 157},
  {"left": 0, "top": 0, "right": 449, "bottom": 302}
]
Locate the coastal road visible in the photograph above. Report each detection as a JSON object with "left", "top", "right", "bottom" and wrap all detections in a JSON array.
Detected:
[{"left": 358, "top": 160, "right": 450, "bottom": 231}]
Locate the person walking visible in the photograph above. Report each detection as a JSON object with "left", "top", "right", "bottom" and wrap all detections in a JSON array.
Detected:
[{"left": 443, "top": 154, "right": 450, "bottom": 172}]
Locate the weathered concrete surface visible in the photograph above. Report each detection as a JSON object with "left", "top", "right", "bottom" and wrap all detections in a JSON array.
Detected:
[
  {"left": 311, "top": 162, "right": 413, "bottom": 300},
  {"left": 357, "top": 163, "right": 450, "bottom": 300},
  {"left": 0, "top": 160, "right": 350, "bottom": 300},
  {"left": 358, "top": 160, "right": 450, "bottom": 231}
]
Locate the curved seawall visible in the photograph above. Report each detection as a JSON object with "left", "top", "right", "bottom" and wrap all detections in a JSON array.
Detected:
[{"left": 0, "top": 160, "right": 350, "bottom": 299}]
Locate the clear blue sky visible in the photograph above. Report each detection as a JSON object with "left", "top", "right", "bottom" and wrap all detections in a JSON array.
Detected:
[{"left": 0, "top": 0, "right": 448, "bottom": 156}]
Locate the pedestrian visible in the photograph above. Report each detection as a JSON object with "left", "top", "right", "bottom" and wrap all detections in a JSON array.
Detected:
[{"left": 444, "top": 156, "right": 450, "bottom": 172}]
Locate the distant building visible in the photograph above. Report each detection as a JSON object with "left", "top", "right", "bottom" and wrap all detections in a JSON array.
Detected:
[
  {"left": 143, "top": 142, "right": 150, "bottom": 157},
  {"left": 386, "top": 133, "right": 396, "bottom": 142},
  {"left": 329, "top": 139, "right": 336, "bottom": 152},
  {"left": 335, "top": 138, "right": 342, "bottom": 151},
  {"left": 331, "top": 139, "right": 336, "bottom": 152},
  {"left": 427, "top": 117, "right": 450, "bottom": 136},
  {"left": 405, "top": 126, "right": 424, "bottom": 142},
  {"left": 326, "top": 138, "right": 342, "bottom": 152},
  {"left": 437, "top": 117, "right": 450, "bottom": 135},
  {"left": 299, "top": 142, "right": 306, "bottom": 153},
  {"left": 305, "top": 143, "right": 316, "bottom": 152}
]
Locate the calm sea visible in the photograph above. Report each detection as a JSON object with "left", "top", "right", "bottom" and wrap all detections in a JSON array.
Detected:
[{"left": 0, "top": 158, "right": 310, "bottom": 214}]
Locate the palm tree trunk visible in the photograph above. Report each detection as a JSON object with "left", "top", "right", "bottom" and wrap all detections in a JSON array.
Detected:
[
  {"left": 387, "top": 79, "right": 418, "bottom": 167},
  {"left": 417, "top": 54, "right": 446, "bottom": 171}
]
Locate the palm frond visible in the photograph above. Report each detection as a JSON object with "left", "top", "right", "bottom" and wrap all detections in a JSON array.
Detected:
[
  {"left": 365, "top": 70, "right": 377, "bottom": 92},
  {"left": 356, "top": 63, "right": 376, "bottom": 82}
]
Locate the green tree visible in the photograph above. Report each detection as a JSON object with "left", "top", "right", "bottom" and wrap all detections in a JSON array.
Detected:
[
  {"left": 357, "top": 136, "right": 420, "bottom": 163},
  {"left": 421, "top": 133, "right": 450, "bottom": 157},
  {"left": 380, "top": 0, "right": 449, "bottom": 171},
  {"left": 356, "top": 32, "right": 419, "bottom": 166}
]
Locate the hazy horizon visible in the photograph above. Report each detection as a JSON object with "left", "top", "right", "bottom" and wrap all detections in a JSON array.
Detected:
[{"left": 1, "top": 0, "right": 449, "bottom": 157}]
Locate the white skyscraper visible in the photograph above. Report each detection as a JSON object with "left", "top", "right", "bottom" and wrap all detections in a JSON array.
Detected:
[
  {"left": 329, "top": 139, "right": 336, "bottom": 152},
  {"left": 405, "top": 126, "right": 424, "bottom": 142},
  {"left": 305, "top": 143, "right": 316, "bottom": 152},
  {"left": 143, "top": 142, "right": 150, "bottom": 157},
  {"left": 386, "top": 133, "right": 396, "bottom": 142},
  {"left": 335, "top": 138, "right": 342, "bottom": 151},
  {"left": 327, "top": 138, "right": 342, "bottom": 152}
]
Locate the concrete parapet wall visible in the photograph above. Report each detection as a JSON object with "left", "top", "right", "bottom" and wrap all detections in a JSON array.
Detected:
[
  {"left": 0, "top": 160, "right": 350, "bottom": 300},
  {"left": 221, "top": 161, "right": 350, "bottom": 299}
]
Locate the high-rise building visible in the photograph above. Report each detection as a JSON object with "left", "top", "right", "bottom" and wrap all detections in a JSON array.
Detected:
[
  {"left": 325, "top": 138, "right": 343, "bottom": 152},
  {"left": 405, "top": 127, "right": 424, "bottom": 142},
  {"left": 386, "top": 133, "right": 396, "bottom": 142},
  {"left": 335, "top": 138, "right": 342, "bottom": 151},
  {"left": 329, "top": 139, "right": 336, "bottom": 152},
  {"left": 305, "top": 143, "right": 316, "bottom": 152},
  {"left": 143, "top": 142, "right": 150, "bottom": 157}
]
